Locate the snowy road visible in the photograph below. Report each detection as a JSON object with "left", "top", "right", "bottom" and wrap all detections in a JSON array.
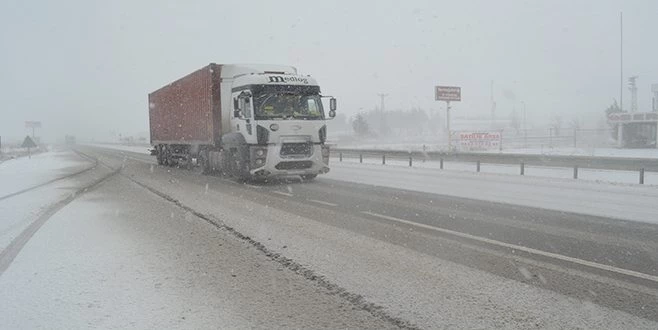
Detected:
[{"left": 1, "top": 146, "right": 657, "bottom": 329}]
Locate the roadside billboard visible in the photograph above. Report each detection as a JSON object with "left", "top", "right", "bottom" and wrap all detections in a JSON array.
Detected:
[
  {"left": 25, "top": 121, "right": 41, "bottom": 128},
  {"left": 456, "top": 131, "right": 502, "bottom": 151}
]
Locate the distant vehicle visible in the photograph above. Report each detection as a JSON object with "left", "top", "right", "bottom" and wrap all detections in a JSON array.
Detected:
[
  {"left": 65, "top": 135, "right": 76, "bottom": 145},
  {"left": 148, "top": 64, "right": 337, "bottom": 180}
]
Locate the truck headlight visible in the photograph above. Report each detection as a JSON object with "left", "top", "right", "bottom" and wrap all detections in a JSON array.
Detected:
[{"left": 251, "top": 146, "right": 268, "bottom": 168}]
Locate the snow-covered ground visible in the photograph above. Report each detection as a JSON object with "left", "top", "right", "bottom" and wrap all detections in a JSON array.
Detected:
[
  {"left": 334, "top": 155, "right": 658, "bottom": 185},
  {"left": 87, "top": 143, "right": 152, "bottom": 155},
  {"left": 85, "top": 150, "right": 656, "bottom": 329},
  {"left": 324, "top": 162, "right": 658, "bottom": 224},
  {"left": 0, "top": 162, "right": 393, "bottom": 329},
  {"left": 0, "top": 151, "right": 99, "bottom": 254},
  {"left": 6, "top": 144, "right": 652, "bottom": 328},
  {"left": 0, "top": 150, "right": 92, "bottom": 197}
]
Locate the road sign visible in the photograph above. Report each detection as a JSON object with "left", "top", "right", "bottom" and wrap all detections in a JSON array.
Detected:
[
  {"left": 25, "top": 121, "right": 42, "bottom": 128},
  {"left": 435, "top": 86, "right": 461, "bottom": 102},
  {"left": 456, "top": 131, "right": 502, "bottom": 151},
  {"left": 21, "top": 136, "right": 37, "bottom": 148}
]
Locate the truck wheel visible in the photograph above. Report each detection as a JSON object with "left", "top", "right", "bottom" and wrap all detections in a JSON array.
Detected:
[
  {"left": 198, "top": 151, "right": 210, "bottom": 174},
  {"left": 164, "top": 148, "right": 173, "bottom": 166},
  {"left": 156, "top": 146, "right": 164, "bottom": 165},
  {"left": 301, "top": 174, "right": 317, "bottom": 181},
  {"left": 185, "top": 153, "right": 193, "bottom": 170}
]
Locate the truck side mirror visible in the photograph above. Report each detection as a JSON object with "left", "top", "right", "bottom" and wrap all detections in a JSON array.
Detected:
[
  {"left": 328, "top": 110, "right": 336, "bottom": 118},
  {"left": 233, "top": 98, "right": 239, "bottom": 110},
  {"left": 329, "top": 98, "right": 337, "bottom": 111}
]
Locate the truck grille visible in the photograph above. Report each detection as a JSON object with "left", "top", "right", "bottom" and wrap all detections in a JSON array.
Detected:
[
  {"left": 275, "top": 161, "right": 313, "bottom": 170},
  {"left": 280, "top": 143, "right": 312, "bottom": 157}
]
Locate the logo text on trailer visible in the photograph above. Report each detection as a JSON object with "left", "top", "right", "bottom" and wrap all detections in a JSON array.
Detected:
[{"left": 268, "top": 76, "right": 308, "bottom": 84}]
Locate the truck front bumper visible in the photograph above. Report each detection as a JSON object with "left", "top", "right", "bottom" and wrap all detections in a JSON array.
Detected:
[{"left": 249, "top": 144, "right": 329, "bottom": 178}]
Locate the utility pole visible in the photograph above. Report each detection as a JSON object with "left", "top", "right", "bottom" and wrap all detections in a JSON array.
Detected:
[
  {"left": 377, "top": 93, "right": 388, "bottom": 135},
  {"left": 490, "top": 80, "right": 496, "bottom": 127},
  {"left": 446, "top": 101, "right": 452, "bottom": 149},
  {"left": 620, "top": 12, "right": 624, "bottom": 112},
  {"left": 628, "top": 76, "right": 638, "bottom": 112},
  {"left": 521, "top": 101, "right": 527, "bottom": 148}
]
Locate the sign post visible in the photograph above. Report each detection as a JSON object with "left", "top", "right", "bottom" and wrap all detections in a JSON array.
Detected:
[
  {"left": 21, "top": 135, "right": 38, "bottom": 159},
  {"left": 435, "top": 86, "right": 461, "bottom": 150}
]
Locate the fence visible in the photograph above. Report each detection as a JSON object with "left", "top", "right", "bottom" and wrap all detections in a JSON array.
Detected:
[{"left": 501, "top": 128, "right": 616, "bottom": 150}]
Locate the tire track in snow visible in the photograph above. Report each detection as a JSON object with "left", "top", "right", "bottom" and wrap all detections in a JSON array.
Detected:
[
  {"left": 0, "top": 165, "right": 120, "bottom": 276},
  {"left": 0, "top": 155, "right": 98, "bottom": 202}
]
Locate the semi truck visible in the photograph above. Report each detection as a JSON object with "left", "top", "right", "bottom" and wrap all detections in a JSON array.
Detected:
[{"left": 148, "top": 63, "right": 336, "bottom": 180}]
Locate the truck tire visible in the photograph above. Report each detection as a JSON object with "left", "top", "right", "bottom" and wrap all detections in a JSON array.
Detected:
[
  {"left": 227, "top": 148, "right": 250, "bottom": 181},
  {"left": 198, "top": 150, "right": 210, "bottom": 174},
  {"left": 164, "top": 147, "right": 173, "bottom": 166},
  {"left": 156, "top": 145, "right": 164, "bottom": 165}
]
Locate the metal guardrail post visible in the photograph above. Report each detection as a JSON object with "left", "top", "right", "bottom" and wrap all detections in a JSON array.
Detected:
[
  {"left": 382, "top": 154, "right": 386, "bottom": 165},
  {"left": 476, "top": 160, "right": 481, "bottom": 172},
  {"left": 520, "top": 162, "right": 525, "bottom": 175},
  {"left": 359, "top": 154, "right": 363, "bottom": 163},
  {"left": 640, "top": 168, "right": 645, "bottom": 184},
  {"left": 573, "top": 166, "right": 578, "bottom": 179},
  {"left": 409, "top": 156, "right": 412, "bottom": 167},
  {"left": 440, "top": 158, "right": 444, "bottom": 170},
  {"left": 339, "top": 152, "right": 342, "bottom": 162}
]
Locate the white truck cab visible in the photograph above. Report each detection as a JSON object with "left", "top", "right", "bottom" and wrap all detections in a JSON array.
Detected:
[{"left": 220, "top": 65, "right": 336, "bottom": 179}]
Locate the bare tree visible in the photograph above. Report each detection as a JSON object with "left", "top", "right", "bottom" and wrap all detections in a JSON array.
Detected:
[
  {"left": 351, "top": 114, "right": 370, "bottom": 137},
  {"left": 550, "top": 115, "right": 563, "bottom": 136},
  {"left": 510, "top": 109, "right": 521, "bottom": 135}
]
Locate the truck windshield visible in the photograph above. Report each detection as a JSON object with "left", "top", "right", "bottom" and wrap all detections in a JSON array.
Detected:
[{"left": 252, "top": 86, "right": 324, "bottom": 120}]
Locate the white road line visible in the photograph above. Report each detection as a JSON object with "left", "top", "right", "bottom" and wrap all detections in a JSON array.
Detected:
[
  {"left": 272, "top": 191, "right": 294, "bottom": 197},
  {"left": 360, "top": 211, "right": 658, "bottom": 284},
  {"left": 308, "top": 199, "right": 338, "bottom": 207}
]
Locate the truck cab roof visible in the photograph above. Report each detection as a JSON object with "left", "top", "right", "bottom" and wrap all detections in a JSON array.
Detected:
[{"left": 218, "top": 64, "right": 297, "bottom": 79}]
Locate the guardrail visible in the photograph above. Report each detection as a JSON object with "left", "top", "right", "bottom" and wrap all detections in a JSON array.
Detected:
[{"left": 332, "top": 148, "right": 658, "bottom": 184}]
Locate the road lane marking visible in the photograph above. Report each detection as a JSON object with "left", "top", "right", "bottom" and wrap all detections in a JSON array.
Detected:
[
  {"left": 308, "top": 199, "right": 338, "bottom": 207},
  {"left": 360, "top": 211, "right": 658, "bottom": 284},
  {"left": 272, "top": 191, "right": 293, "bottom": 197}
]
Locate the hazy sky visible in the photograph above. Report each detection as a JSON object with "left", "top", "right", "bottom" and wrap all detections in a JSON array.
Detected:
[{"left": 1, "top": 0, "right": 656, "bottom": 142}]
